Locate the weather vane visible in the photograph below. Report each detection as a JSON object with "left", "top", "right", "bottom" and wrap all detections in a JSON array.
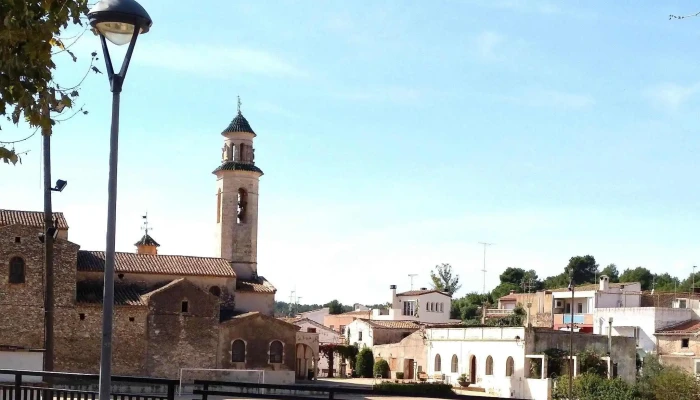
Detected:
[
  {"left": 237, "top": 96, "right": 242, "bottom": 114},
  {"left": 141, "top": 212, "right": 152, "bottom": 236}
]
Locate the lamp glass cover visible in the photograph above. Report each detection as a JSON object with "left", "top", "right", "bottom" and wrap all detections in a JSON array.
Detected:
[{"left": 96, "top": 21, "right": 137, "bottom": 45}]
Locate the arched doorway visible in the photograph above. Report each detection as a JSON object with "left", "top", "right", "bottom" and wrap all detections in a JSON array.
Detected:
[
  {"left": 470, "top": 355, "right": 477, "bottom": 384},
  {"left": 296, "top": 344, "right": 315, "bottom": 380}
]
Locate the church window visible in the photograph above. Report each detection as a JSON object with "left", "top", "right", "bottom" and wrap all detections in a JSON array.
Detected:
[
  {"left": 269, "top": 340, "right": 283, "bottom": 363},
  {"left": 129, "top": 317, "right": 135, "bottom": 322},
  {"left": 14, "top": 237, "right": 20, "bottom": 243},
  {"left": 239, "top": 143, "right": 246, "bottom": 162},
  {"left": 79, "top": 313, "right": 86, "bottom": 320},
  {"left": 216, "top": 189, "right": 222, "bottom": 223},
  {"left": 209, "top": 286, "right": 221, "bottom": 297},
  {"left": 237, "top": 189, "right": 248, "bottom": 224},
  {"left": 9, "top": 257, "right": 25, "bottom": 284},
  {"left": 232, "top": 339, "right": 246, "bottom": 362},
  {"left": 181, "top": 300, "right": 189, "bottom": 313},
  {"left": 307, "top": 327, "right": 317, "bottom": 333},
  {"left": 434, "top": 354, "right": 442, "bottom": 372}
]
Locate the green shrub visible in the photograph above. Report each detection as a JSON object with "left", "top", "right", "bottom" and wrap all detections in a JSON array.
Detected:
[
  {"left": 553, "top": 373, "right": 635, "bottom": 400},
  {"left": 373, "top": 359, "right": 389, "bottom": 378},
  {"left": 395, "top": 372, "right": 404, "bottom": 379},
  {"left": 356, "top": 347, "right": 375, "bottom": 378},
  {"left": 374, "top": 382, "right": 454, "bottom": 396}
]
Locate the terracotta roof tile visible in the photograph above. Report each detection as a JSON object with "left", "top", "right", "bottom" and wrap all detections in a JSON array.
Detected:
[
  {"left": 397, "top": 289, "right": 451, "bottom": 297},
  {"left": 134, "top": 234, "right": 160, "bottom": 247},
  {"left": 339, "top": 310, "right": 371, "bottom": 317},
  {"left": 363, "top": 319, "right": 421, "bottom": 329},
  {"left": 77, "top": 281, "right": 147, "bottom": 306},
  {"left": 236, "top": 276, "right": 276, "bottom": 293},
  {"left": 77, "top": 251, "right": 235, "bottom": 277},
  {"left": 656, "top": 320, "right": 700, "bottom": 335},
  {"left": 222, "top": 111, "right": 256, "bottom": 136},
  {"left": 0, "top": 209, "right": 69, "bottom": 229}
]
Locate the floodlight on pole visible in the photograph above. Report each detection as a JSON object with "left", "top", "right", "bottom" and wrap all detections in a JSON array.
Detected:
[{"left": 87, "top": 1, "right": 152, "bottom": 399}]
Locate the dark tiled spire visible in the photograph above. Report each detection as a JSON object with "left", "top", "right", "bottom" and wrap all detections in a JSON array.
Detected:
[
  {"left": 222, "top": 96, "right": 256, "bottom": 136},
  {"left": 134, "top": 233, "right": 160, "bottom": 247}
]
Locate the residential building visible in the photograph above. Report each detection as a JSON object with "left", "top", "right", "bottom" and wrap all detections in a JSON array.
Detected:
[
  {"left": 494, "top": 290, "right": 554, "bottom": 327},
  {"left": 373, "top": 331, "right": 427, "bottom": 380},
  {"left": 346, "top": 319, "right": 420, "bottom": 348},
  {"left": 551, "top": 275, "right": 641, "bottom": 332},
  {"left": 370, "top": 285, "right": 455, "bottom": 324},
  {"left": 656, "top": 320, "right": 700, "bottom": 375},
  {"left": 425, "top": 326, "right": 636, "bottom": 399},
  {"left": 593, "top": 307, "right": 691, "bottom": 356},
  {"left": 296, "top": 308, "right": 329, "bottom": 325},
  {"left": 280, "top": 317, "right": 343, "bottom": 376},
  {"left": 0, "top": 105, "right": 316, "bottom": 381},
  {"left": 323, "top": 310, "right": 370, "bottom": 335},
  {"left": 353, "top": 304, "right": 370, "bottom": 311}
]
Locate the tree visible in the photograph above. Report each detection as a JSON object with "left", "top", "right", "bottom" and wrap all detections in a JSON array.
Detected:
[
  {"left": 499, "top": 267, "right": 526, "bottom": 286},
  {"left": 522, "top": 269, "right": 543, "bottom": 291},
  {"left": 327, "top": 300, "right": 343, "bottom": 315},
  {"left": 451, "top": 292, "right": 491, "bottom": 322},
  {"left": 319, "top": 344, "right": 338, "bottom": 378},
  {"left": 653, "top": 273, "right": 680, "bottom": 292},
  {"left": 543, "top": 272, "right": 569, "bottom": 289},
  {"left": 430, "top": 263, "right": 461, "bottom": 295},
  {"left": 356, "top": 347, "right": 375, "bottom": 378},
  {"left": 620, "top": 267, "right": 654, "bottom": 291},
  {"left": 373, "top": 359, "right": 389, "bottom": 378},
  {"left": 565, "top": 255, "right": 599, "bottom": 285},
  {"left": 600, "top": 264, "right": 620, "bottom": 283},
  {"left": 490, "top": 282, "right": 520, "bottom": 301},
  {"left": 1, "top": 0, "right": 97, "bottom": 165}
]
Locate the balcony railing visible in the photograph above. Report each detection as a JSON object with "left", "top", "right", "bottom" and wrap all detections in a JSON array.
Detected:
[{"left": 485, "top": 308, "right": 515, "bottom": 316}]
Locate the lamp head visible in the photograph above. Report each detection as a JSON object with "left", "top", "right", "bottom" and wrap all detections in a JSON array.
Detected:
[
  {"left": 53, "top": 179, "right": 67, "bottom": 192},
  {"left": 88, "top": 0, "right": 152, "bottom": 45}
]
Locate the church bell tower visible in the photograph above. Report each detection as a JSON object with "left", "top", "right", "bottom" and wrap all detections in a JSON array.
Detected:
[{"left": 213, "top": 97, "right": 263, "bottom": 280}]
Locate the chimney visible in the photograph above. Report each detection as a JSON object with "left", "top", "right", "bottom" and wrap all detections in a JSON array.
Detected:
[
  {"left": 599, "top": 275, "right": 609, "bottom": 291},
  {"left": 390, "top": 285, "right": 397, "bottom": 308}
]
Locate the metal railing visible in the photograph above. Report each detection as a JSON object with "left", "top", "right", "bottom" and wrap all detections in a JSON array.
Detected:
[
  {"left": 193, "top": 379, "right": 519, "bottom": 400},
  {"left": 0, "top": 370, "right": 177, "bottom": 400}
]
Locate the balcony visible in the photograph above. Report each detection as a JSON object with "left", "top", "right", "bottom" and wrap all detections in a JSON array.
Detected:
[
  {"left": 554, "top": 313, "right": 593, "bottom": 326},
  {"left": 485, "top": 308, "right": 515, "bottom": 317}
]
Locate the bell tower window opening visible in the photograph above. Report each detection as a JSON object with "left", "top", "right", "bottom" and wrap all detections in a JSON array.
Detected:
[
  {"left": 237, "top": 189, "right": 248, "bottom": 224},
  {"left": 239, "top": 143, "right": 246, "bottom": 162}
]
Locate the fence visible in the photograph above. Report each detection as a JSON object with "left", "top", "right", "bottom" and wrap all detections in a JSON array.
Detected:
[
  {"left": 193, "top": 379, "right": 522, "bottom": 400},
  {"left": 0, "top": 370, "right": 177, "bottom": 400}
]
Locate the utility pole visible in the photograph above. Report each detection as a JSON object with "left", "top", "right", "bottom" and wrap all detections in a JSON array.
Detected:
[
  {"left": 478, "top": 242, "right": 493, "bottom": 294},
  {"left": 568, "top": 276, "right": 575, "bottom": 399},
  {"left": 41, "top": 100, "right": 55, "bottom": 372},
  {"left": 408, "top": 274, "right": 418, "bottom": 290}
]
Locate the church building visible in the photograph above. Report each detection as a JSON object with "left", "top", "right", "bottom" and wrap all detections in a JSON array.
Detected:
[{"left": 0, "top": 104, "right": 318, "bottom": 380}]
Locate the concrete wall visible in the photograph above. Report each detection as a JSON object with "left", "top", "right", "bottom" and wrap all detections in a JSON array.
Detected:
[
  {"left": 593, "top": 307, "right": 691, "bottom": 354},
  {"left": 323, "top": 312, "right": 368, "bottom": 333},
  {"left": 347, "top": 319, "right": 372, "bottom": 347},
  {"left": 526, "top": 329, "right": 636, "bottom": 383},
  {"left": 373, "top": 331, "right": 427, "bottom": 379},
  {"left": 379, "top": 292, "right": 451, "bottom": 324},
  {"left": 0, "top": 351, "right": 43, "bottom": 382}
]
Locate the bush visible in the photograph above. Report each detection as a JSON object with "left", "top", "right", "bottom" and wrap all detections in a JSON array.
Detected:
[
  {"left": 373, "top": 359, "right": 389, "bottom": 378},
  {"left": 395, "top": 372, "right": 404, "bottom": 379},
  {"left": 374, "top": 382, "right": 454, "bottom": 396},
  {"left": 553, "top": 373, "right": 635, "bottom": 400},
  {"left": 356, "top": 347, "right": 375, "bottom": 378}
]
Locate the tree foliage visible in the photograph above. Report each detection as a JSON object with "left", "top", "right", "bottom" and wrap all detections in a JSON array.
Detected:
[
  {"left": 327, "top": 299, "right": 343, "bottom": 315},
  {"left": 0, "top": 0, "right": 96, "bottom": 165},
  {"left": 565, "top": 255, "right": 599, "bottom": 285},
  {"left": 319, "top": 344, "right": 338, "bottom": 378},
  {"left": 600, "top": 263, "right": 620, "bottom": 283},
  {"left": 373, "top": 359, "right": 389, "bottom": 378},
  {"left": 430, "top": 263, "right": 461, "bottom": 295},
  {"left": 356, "top": 347, "right": 374, "bottom": 378},
  {"left": 620, "top": 267, "right": 654, "bottom": 291}
]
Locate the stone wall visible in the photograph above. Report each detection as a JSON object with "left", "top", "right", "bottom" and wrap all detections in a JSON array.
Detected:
[
  {"left": 373, "top": 331, "right": 427, "bottom": 379},
  {"left": 145, "top": 279, "right": 220, "bottom": 378},
  {"left": 219, "top": 313, "right": 297, "bottom": 372},
  {"left": 55, "top": 305, "right": 149, "bottom": 376}
]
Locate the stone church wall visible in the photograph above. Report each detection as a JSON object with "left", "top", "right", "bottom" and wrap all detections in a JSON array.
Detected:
[{"left": 144, "top": 280, "right": 220, "bottom": 378}]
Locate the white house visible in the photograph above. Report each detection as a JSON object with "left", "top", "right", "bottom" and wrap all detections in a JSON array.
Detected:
[
  {"left": 552, "top": 275, "right": 641, "bottom": 332},
  {"left": 346, "top": 319, "right": 420, "bottom": 348},
  {"left": 371, "top": 285, "right": 455, "bottom": 324},
  {"left": 297, "top": 308, "right": 330, "bottom": 325},
  {"left": 593, "top": 307, "right": 692, "bottom": 356},
  {"left": 280, "top": 317, "right": 344, "bottom": 376}
]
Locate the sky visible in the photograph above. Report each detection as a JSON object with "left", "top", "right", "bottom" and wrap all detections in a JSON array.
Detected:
[{"left": 3, "top": 0, "right": 700, "bottom": 305}]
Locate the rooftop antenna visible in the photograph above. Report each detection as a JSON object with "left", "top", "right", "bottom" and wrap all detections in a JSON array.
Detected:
[
  {"left": 478, "top": 242, "right": 494, "bottom": 294},
  {"left": 408, "top": 274, "right": 418, "bottom": 290}
]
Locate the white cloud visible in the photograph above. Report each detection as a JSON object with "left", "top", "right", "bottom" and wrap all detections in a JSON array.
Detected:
[
  {"left": 644, "top": 82, "right": 700, "bottom": 111},
  {"left": 474, "top": 31, "right": 506, "bottom": 61},
  {"left": 129, "top": 40, "right": 308, "bottom": 79},
  {"left": 499, "top": 89, "right": 595, "bottom": 110}
]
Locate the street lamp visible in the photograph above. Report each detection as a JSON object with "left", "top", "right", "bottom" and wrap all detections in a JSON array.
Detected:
[{"left": 87, "top": 1, "right": 152, "bottom": 399}]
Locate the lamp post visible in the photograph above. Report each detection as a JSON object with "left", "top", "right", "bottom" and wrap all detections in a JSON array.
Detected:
[
  {"left": 87, "top": 1, "right": 152, "bottom": 399},
  {"left": 567, "top": 277, "right": 575, "bottom": 399}
]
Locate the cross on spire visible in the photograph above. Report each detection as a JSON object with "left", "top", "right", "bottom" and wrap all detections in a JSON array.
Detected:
[
  {"left": 141, "top": 212, "right": 151, "bottom": 236},
  {"left": 237, "top": 96, "right": 242, "bottom": 115}
]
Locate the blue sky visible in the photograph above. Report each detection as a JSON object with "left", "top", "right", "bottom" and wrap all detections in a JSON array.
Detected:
[{"left": 4, "top": 0, "right": 700, "bottom": 304}]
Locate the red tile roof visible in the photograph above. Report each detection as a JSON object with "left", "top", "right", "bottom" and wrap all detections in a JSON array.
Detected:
[
  {"left": 656, "top": 320, "right": 700, "bottom": 335},
  {"left": 77, "top": 251, "right": 235, "bottom": 277},
  {"left": 0, "top": 209, "right": 69, "bottom": 229},
  {"left": 76, "top": 281, "right": 147, "bottom": 306},
  {"left": 338, "top": 310, "right": 371, "bottom": 317},
  {"left": 236, "top": 276, "right": 276, "bottom": 293},
  {"left": 362, "top": 319, "right": 421, "bottom": 329},
  {"left": 397, "top": 289, "right": 451, "bottom": 297}
]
